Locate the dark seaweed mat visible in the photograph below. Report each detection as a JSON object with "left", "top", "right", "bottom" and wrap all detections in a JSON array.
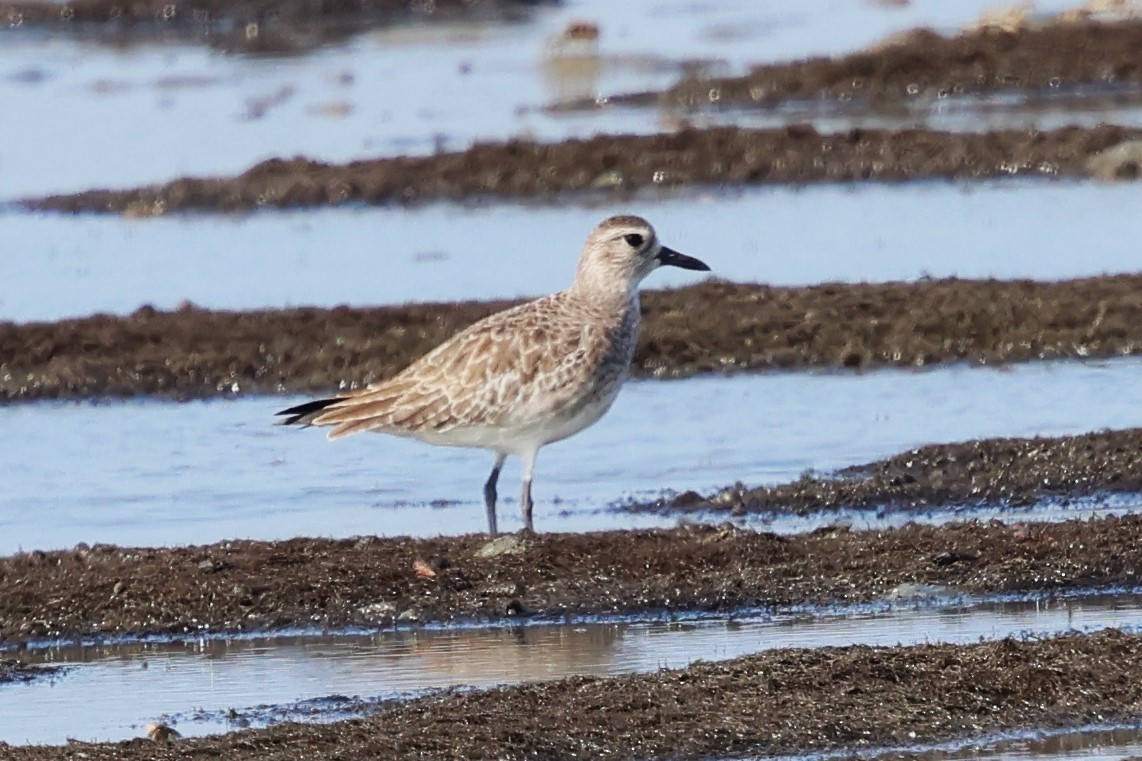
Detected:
[
  {"left": 4, "top": 276, "right": 1142, "bottom": 403},
  {"left": 6, "top": 512, "right": 1142, "bottom": 643},
  {"left": 648, "top": 427, "right": 1142, "bottom": 516}
]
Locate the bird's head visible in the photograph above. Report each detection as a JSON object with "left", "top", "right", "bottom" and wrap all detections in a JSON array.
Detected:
[{"left": 574, "top": 215, "right": 710, "bottom": 295}]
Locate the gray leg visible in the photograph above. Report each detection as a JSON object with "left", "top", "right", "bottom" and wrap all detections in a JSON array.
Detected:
[
  {"left": 520, "top": 479, "right": 533, "bottom": 533},
  {"left": 520, "top": 448, "right": 538, "bottom": 533},
  {"left": 484, "top": 453, "right": 506, "bottom": 536}
]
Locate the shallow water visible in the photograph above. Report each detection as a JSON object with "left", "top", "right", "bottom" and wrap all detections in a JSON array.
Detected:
[
  {"left": 738, "top": 724, "right": 1142, "bottom": 761},
  {"left": 0, "top": 0, "right": 1104, "bottom": 199},
  {"left": 2, "top": 358, "right": 1141, "bottom": 553},
  {"left": 925, "top": 727, "right": 1142, "bottom": 761},
  {"left": 4, "top": 179, "right": 1142, "bottom": 323},
  {"left": 1, "top": 592, "right": 1139, "bottom": 745}
]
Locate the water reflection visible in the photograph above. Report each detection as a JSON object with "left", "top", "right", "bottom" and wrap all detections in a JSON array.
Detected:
[{"left": 2, "top": 592, "right": 1140, "bottom": 745}]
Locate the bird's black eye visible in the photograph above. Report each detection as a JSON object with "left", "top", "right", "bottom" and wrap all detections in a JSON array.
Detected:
[{"left": 623, "top": 233, "right": 645, "bottom": 248}]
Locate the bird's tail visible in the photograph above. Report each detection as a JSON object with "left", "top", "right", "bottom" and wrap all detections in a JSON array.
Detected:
[{"left": 275, "top": 397, "right": 344, "bottom": 426}]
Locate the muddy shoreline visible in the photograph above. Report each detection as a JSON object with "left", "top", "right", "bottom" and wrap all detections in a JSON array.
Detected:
[
  {"left": 22, "top": 124, "right": 1142, "bottom": 214},
  {"left": 4, "top": 275, "right": 1142, "bottom": 403},
  {"left": 6, "top": 510, "right": 1142, "bottom": 644},
  {"left": 4, "top": 630, "right": 1142, "bottom": 759},
  {"left": 645, "top": 427, "right": 1142, "bottom": 516}
]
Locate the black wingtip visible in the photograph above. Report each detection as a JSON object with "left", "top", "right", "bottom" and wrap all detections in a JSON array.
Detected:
[{"left": 276, "top": 397, "right": 341, "bottom": 426}]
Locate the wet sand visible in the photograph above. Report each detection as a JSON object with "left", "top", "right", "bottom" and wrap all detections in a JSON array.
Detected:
[
  {"left": 4, "top": 275, "right": 1142, "bottom": 403},
  {"left": 3, "top": 629, "right": 1142, "bottom": 759},
  {"left": 22, "top": 124, "right": 1142, "bottom": 214},
  {"left": 646, "top": 427, "right": 1142, "bottom": 516}
]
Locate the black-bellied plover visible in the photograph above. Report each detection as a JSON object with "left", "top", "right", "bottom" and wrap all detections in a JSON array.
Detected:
[{"left": 277, "top": 215, "right": 709, "bottom": 535}]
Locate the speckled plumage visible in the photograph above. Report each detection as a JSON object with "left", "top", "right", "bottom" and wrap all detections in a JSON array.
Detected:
[{"left": 278, "top": 215, "right": 709, "bottom": 534}]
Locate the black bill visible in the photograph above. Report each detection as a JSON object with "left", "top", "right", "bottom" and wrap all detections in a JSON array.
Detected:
[{"left": 656, "top": 245, "right": 711, "bottom": 271}]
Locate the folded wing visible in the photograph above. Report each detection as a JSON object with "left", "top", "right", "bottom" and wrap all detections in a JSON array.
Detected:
[{"left": 277, "top": 295, "right": 603, "bottom": 440}]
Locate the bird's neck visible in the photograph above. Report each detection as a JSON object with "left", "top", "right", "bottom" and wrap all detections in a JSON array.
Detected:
[
  {"left": 569, "top": 262, "right": 640, "bottom": 304},
  {"left": 567, "top": 277, "right": 639, "bottom": 320}
]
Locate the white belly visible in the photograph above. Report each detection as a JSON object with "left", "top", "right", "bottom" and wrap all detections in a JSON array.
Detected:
[{"left": 406, "top": 380, "right": 622, "bottom": 456}]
